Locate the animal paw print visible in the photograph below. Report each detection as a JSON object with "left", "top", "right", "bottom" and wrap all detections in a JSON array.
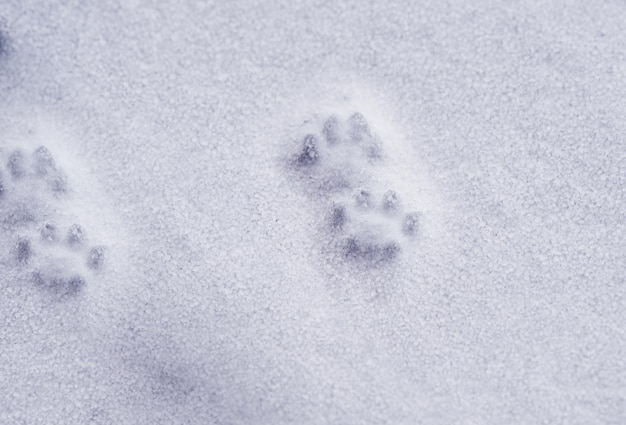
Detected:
[
  {"left": 1, "top": 146, "right": 105, "bottom": 299},
  {"left": 290, "top": 111, "right": 422, "bottom": 267}
]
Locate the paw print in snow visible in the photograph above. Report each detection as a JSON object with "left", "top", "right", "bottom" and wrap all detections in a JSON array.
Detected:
[
  {"left": 1, "top": 145, "right": 106, "bottom": 300},
  {"left": 289, "top": 111, "right": 422, "bottom": 267}
]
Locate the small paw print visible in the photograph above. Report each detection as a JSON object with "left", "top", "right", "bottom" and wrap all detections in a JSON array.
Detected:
[
  {"left": 288, "top": 110, "right": 423, "bottom": 267},
  {"left": 1, "top": 145, "right": 107, "bottom": 299},
  {"left": 329, "top": 187, "right": 421, "bottom": 267}
]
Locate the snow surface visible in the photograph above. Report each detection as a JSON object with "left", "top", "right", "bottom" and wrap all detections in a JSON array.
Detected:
[{"left": 1, "top": 1, "right": 625, "bottom": 424}]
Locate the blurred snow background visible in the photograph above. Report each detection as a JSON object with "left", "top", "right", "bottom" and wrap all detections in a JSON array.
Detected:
[{"left": 1, "top": 1, "right": 625, "bottom": 424}]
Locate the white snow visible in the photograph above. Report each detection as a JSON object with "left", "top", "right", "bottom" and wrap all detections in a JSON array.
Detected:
[{"left": 1, "top": 1, "right": 625, "bottom": 424}]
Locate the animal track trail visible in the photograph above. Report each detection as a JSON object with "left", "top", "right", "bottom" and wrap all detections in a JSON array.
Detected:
[
  {"left": 0, "top": 144, "right": 106, "bottom": 300},
  {"left": 288, "top": 108, "right": 424, "bottom": 268}
]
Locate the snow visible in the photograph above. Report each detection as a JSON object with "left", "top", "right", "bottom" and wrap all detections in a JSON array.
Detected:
[{"left": 1, "top": 1, "right": 625, "bottom": 424}]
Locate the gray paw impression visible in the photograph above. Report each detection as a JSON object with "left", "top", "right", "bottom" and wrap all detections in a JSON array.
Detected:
[
  {"left": 289, "top": 111, "right": 422, "bottom": 268},
  {"left": 1, "top": 146, "right": 106, "bottom": 299}
]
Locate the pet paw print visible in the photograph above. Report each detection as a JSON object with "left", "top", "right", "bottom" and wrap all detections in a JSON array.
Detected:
[
  {"left": 289, "top": 111, "right": 423, "bottom": 267},
  {"left": 1, "top": 145, "right": 106, "bottom": 299}
]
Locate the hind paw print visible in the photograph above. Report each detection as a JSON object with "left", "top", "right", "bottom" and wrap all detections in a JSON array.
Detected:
[{"left": 327, "top": 186, "right": 422, "bottom": 267}]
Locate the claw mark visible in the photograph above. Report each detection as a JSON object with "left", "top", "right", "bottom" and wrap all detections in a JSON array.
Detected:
[
  {"left": 67, "top": 224, "right": 85, "bottom": 247},
  {"left": 7, "top": 150, "right": 26, "bottom": 179},
  {"left": 16, "top": 238, "right": 31, "bottom": 264},
  {"left": 87, "top": 246, "right": 105, "bottom": 270},
  {"left": 297, "top": 134, "right": 320, "bottom": 167},
  {"left": 402, "top": 212, "right": 421, "bottom": 236}
]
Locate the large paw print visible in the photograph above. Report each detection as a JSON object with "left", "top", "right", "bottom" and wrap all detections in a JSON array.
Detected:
[
  {"left": 289, "top": 111, "right": 422, "bottom": 267},
  {"left": 1, "top": 146, "right": 105, "bottom": 300}
]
